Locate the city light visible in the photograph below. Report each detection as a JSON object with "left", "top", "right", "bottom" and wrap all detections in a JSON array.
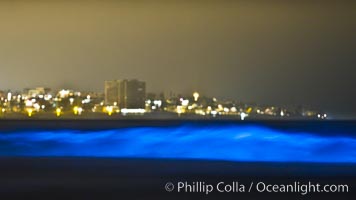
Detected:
[
  {"left": 78, "top": 107, "right": 83, "bottom": 115},
  {"left": 121, "top": 108, "right": 145, "bottom": 115},
  {"left": 69, "top": 98, "right": 74, "bottom": 105},
  {"left": 106, "top": 106, "right": 114, "bottom": 116},
  {"left": 181, "top": 99, "right": 189, "bottom": 106},
  {"left": 153, "top": 100, "right": 162, "bottom": 107},
  {"left": 73, "top": 106, "right": 78, "bottom": 115},
  {"left": 246, "top": 107, "right": 252, "bottom": 114},
  {"left": 26, "top": 108, "right": 33, "bottom": 117},
  {"left": 176, "top": 106, "right": 184, "bottom": 115},
  {"left": 44, "top": 94, "right": 52, "bottom": 101},
  {"left": 240, "top": 112, "right": 247, "bottom": 120},
  {"left": 33, "top": 103, "right": 40, "bottom": 111},
  {"left": 73, "top": 106, "right": 83, "bottom": 115},
  {"left": 7, "top": 93, "right": 12, "bottom": 101},
  {"left": 25, "top": 100, "right": 33, "bottom": 107},
  {"left": 0, "top": 81, "right": 330, "bottom": 120},
  {"left": 211, "top": 110, "right": 217, "bottom": 117},
  {"left": 195, "top": 109, "right": 206, "bottom": 115},
  {"left": 58, "top": 90, "right": 71, "bottom": 98},
  {"left": 193, "top": 92, "right": 199, "bottom": 101},
  {"left": 56, "top": 108, "right": 61, "bottom": 117}
]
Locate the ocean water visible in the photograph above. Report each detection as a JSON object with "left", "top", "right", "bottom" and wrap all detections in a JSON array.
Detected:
[{"left": 0, "top": 123, "right": 355, "bottom": 163}]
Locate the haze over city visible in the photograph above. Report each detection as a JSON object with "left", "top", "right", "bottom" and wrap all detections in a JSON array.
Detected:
[{"left": 0, "top": 0, "right": 355, "bottom": 117}]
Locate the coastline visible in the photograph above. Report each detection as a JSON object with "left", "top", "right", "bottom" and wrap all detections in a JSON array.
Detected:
[{"left": 0, "top": 119, "right": 355, "bottom": 136}]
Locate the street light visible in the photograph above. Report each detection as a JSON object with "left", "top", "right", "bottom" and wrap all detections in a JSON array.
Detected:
[
  {"left": 193, "top": 92, "right": 199, "bottom": 101},
  {"left": 27, "top": 108, "right": 33, "bottom": 117},
  {"left": 56, "top": 108, "right": 61, "bottom": 117}
]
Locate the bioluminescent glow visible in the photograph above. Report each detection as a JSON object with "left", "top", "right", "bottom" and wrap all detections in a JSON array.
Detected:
[{"left": 0, "top": 125, "right": 355, "bottom": 163}]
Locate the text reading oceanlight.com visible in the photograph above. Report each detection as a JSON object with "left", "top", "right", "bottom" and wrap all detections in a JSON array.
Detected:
[{"left": 165, "top": 181, "right": 349, "bottom": 195}]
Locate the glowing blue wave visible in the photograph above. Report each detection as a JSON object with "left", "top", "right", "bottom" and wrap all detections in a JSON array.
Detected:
[{"left": 0, "top": 125, "right": 355, "bottom": 163}]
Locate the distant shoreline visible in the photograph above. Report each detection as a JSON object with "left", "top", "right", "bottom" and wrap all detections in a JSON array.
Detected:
[
  {"left": 0, "top": 119, "right": 355, "bottom": 136},
  {"left": 0, "top": 111, "right": 334, "bottom": 120}
]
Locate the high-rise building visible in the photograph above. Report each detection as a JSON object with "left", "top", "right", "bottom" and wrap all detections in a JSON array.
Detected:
[
  {"left": 105, "top": 80, "right": 120, "bottom": 106},
  {"left": 105, "top": 79, "right": 146, "bottom": 109},
  {"left": 24, "top": 87, "right": 51, "bottom": 97}
]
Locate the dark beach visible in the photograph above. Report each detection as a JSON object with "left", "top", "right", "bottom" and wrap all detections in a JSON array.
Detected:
[{"left": 0, "top": 157, "right": 354, "bottom": 200}]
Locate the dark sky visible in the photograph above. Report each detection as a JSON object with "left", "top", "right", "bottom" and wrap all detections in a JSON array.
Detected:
[{"left": 0, "top": 1, "right": 355, "bottom": 116}]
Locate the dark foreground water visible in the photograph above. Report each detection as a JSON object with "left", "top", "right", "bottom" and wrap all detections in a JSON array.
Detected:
[{"left": 0, "top": 120, "right": 355, "bottom": 163}]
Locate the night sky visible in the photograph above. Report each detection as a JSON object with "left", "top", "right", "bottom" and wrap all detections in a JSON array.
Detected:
[{"left": 0, "top": 1, "right": 355, "bottom": 117}]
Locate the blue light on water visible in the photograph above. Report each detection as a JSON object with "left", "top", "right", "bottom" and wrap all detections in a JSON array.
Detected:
[{"left": 0, "top": 125, "right": 355, "bottom": 163}]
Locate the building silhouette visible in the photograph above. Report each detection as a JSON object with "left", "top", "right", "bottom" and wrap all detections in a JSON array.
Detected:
[{"left": 105, "top": 79, "right": 146, "bottom": 109}]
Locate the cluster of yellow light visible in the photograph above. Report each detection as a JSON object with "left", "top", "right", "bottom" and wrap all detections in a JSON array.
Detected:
[
  {"left": 106, "top": 106, "right": 113, "bottom": 116},
  {"left": 246, "top": 107, "right": 252, "bottom": 114},
  {"left": 73, "top": 106, "right": 78, "bottom": 115},
  {"left": 56, "top": 108, "right": 62, "bottom": 117},
  {"left": 176, "top": 106, "right": 184, "bottom": 115},
  {"left": 73, "top": 106, "right": 83, "bottom": 115},
  {"left": 58, "top": 90, "right": 71, "bottom": 98},
  {"left": 26, "top": 108, "right": 33, "bottom": 117},
  {"left": 195, "top": 109, "right": 206, "bottom": 115}
]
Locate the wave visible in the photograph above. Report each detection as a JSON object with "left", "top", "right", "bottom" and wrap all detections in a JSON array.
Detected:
[{"left": 0, "top": 125, "right": 355, "bottom": 163}]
